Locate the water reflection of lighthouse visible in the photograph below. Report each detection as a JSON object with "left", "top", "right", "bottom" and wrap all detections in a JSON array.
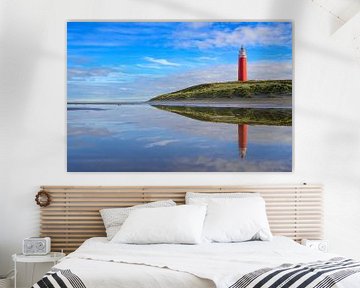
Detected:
[{"left": 238, "top": 124, "right": 248, "bottom": 158}]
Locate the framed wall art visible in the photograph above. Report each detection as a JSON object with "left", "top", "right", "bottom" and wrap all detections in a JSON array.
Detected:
[{"left": 67, "top": 21, "right": 292, "bottom": 172}]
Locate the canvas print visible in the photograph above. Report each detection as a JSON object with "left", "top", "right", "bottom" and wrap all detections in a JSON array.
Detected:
[{"left": 67, "top": 22, "right": 292, "bottom": 172}]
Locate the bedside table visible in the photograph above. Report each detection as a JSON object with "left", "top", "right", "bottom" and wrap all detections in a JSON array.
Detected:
[
  {"left": 301, "top": 239, "right": 328, "bottom": 252},
  {"left": 12, "top": 252, "right": 65, "bottom": 288}
]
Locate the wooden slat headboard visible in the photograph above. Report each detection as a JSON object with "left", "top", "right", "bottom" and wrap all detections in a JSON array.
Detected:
[{"left": 39, "top": 185, "right": 323, "bottom": 253}]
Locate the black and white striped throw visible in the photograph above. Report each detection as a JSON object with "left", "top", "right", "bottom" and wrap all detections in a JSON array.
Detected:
[
  {"left": 32, "top": 268, "right": 86, "bottom": 288},
  {"left": 229, "top": 257, "right": 360, "bottom": 288}
]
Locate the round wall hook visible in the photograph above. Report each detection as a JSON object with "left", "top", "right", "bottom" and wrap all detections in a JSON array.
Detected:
[{"left": 35, "top": 190, "right": 51, "bottom": 207}]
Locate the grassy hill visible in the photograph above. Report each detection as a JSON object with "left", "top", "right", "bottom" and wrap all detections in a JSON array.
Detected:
[{"left": 150, "top": 80, "right": 292, "bottom": 101}]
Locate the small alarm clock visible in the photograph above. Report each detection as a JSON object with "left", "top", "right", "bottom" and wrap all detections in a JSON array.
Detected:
[
  {"left": 23, "top": 237, "right": 51, "bottom": 255},
  {"left": 301, "top": 239, "right": 328, "bottom": 252}
]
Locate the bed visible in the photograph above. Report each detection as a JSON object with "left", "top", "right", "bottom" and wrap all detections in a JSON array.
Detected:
[
  {"left": 33, "top": 236, "right": 360, "bottom": 288},
  {"left": 33, "top": 185, "right": 360, "bottom": 288}
]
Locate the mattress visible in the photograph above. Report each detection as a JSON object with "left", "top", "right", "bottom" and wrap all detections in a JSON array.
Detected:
[{"left": 37, "top": 236, "right": 360, "bottom": 288}]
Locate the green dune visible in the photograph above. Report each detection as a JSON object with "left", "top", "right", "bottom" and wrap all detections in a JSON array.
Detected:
[{"left": 149, "top": 80, "right": 292, "bottom": 101}]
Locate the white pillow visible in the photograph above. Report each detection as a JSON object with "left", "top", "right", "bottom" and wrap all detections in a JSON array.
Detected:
[
  {"left": 111, "top": 205, "right": 207, "bottom": 244},
  {"left": 100, "top": 200, "right": 176, "bottom": 240},
  {"left": 202, "top": 197, "right": 272, "bottom": 243},
  {"left": 186, "top": 192, "right": 259, "bottom": 205}
]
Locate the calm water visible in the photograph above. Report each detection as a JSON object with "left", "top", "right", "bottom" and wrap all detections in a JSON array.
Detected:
[{"left": 67, "top": 104, "right": 292, "bottom": 172}]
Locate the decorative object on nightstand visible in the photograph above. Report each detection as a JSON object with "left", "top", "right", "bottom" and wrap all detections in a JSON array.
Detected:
[
  {"left": 301, "top": 239, "right": 328, "bottom": 252},
  {"left": 12, "top": 252, "right": 65, "bottom": 288},
  {"left": 23, "top": 237, "right": 51, "bottom": 255}
]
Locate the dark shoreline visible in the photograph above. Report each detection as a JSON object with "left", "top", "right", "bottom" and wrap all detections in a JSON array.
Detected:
[{"left": 68, "top": 97, "right": 291, "bottom": 109}]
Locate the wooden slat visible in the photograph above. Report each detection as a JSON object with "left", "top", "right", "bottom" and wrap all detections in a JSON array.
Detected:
[{"left": 39, "top": 184, "right": 323, "bottom": 253}]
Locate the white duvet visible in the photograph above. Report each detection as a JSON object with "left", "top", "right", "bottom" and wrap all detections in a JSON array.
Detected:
[{"left": 54, "top": 237, "right": 360, "bottom": 288}]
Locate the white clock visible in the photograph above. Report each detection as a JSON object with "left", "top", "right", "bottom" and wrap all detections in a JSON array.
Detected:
[
  {"left": 22, "top": 237, "right": 51, "bottom": 255},
  {"left": 301, "top": 239, "right": 328, "bottom": 252}
]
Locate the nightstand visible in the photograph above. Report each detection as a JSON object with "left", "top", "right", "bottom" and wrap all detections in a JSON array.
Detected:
[
  {"left": 301, "top": 239, "right": 328, "bottom": 252},
  {"left": 12, "top": 252, "right": 65, "bottom": 288}
]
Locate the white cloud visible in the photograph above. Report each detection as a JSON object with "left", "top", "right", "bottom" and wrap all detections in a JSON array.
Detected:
[
  {"left": 136, "top": 64, "right": 162, "bottom": 69},
  {"left": 174, "top": 23, "right": 292, "bottom": 49},
  {"left": 184, "top": 22, "right": 212, "bottom": 29},
  {"left": 67, "top": 67, "right": 129, "bottom": 84},
  {"left": 144, "top": 57, "right": 180, "bottom": 66},
  {"left": 248, "top": 61, "right": 292, "bottom": 80},
  {"left": 197, "top": 56, "right": 218, "bottom": 61}
]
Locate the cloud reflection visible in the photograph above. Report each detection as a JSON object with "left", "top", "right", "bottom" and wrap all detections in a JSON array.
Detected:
[
  {"left": 145, "top": 139, "right": 179, "bottom": 148},
  {"left": 68, "top": 126, "right": 112, "bottom": 137},
  {"left": 173, "top": 156, "right": 291, "bottom": 172}
]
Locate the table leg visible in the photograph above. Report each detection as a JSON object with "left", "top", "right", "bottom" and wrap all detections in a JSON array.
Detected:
[
  {"left": 14, "top": 259, "right": 16, "bottom": 288},
  {"left": 25, "top": 263, "right": 28, "bottom": 287},
  {"left": 31, "top": 263, "right": 35, "bottom": 285}
]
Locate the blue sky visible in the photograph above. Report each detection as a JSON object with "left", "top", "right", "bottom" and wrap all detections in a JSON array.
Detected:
[{"left": 67, "top": 22, "right": 292, "bottom": 102}]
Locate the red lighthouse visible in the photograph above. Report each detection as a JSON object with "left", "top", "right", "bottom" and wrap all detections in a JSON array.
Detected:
[{"left": 238, "top": 46, "right": 248, "bottom": 81}]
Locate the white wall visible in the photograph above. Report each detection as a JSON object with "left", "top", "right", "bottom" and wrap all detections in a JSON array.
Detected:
[{"left": 1, "top": 0, "right": 360, "bottom": 285}]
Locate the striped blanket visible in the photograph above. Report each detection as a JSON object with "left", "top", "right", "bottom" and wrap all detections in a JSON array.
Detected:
[
  {"left": 230, "top": 258, "right": 360, "bottom": 288},
  {"left": 32, "top": 258, "right": 360, "bottom": 288},
  {"left": 32, "top": 268, "right": 86, "bottom": 288}
]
